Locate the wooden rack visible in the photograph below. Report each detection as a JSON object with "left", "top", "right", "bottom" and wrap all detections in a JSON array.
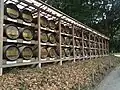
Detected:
[{"left": 0, "top": 0, "right": 110, "bottom": 75}]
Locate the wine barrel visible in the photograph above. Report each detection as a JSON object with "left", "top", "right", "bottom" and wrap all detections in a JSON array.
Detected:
[
  {"left": 84, "top": 50, "right": 88, "bottom": 56},
  {"left": 55, "top": 47, "right": 60, "bottom": 56},
  {"left": 47, "top": 47, "right": 57, "bottom": 58},
  {"left": 65, "top": 37, "right": 71, "bottom": 45},
  {"left": 49, "top": 20, "right": 56, "bottom": 30},
  {"left": 48, "top": 33, "right": 56, "bottom": 44},
  {"left": 19, "top": 46, "right": 33, "bottom": 60},
  {"left": 3, "top": 45, "right": 20, "bottom": 61},
  {"left": 75, "top": 39, "right": 80, "bottom": 46},
  {"left": 4, "top": 24, "right": 20, "bottom": 40},
  {"left": 62, "top": 48, "right": 65, "bottom": 58},
  {"left": 70, "top": 49, "right": 73, "bottom": 56},
  {"left": 61, "top": 24, "right": 65, "bottom": 33},
  {"left": 41, "top": 32, "right": 48, "bottom": 43},
  {"left": 91, "top": 34, "right": 94, "bottom": 40},
  {"left": 90, "top": 50, "right": 93, "bottom": 55},
  {"left": 75, "top": 28, "right": 81, "bottom": 37},
  {"left": 61, "top": 36, "right": 65, "bottom": 45},
  {"left": 84, "top": 34, "right": 89, "bottom": 40},
  {"left": 64, "top": 48, "right": 71, "bottom": 57},
  {"left": 40, "top": 16, "right": 48, "bottom": 28},
  {"left": 84, "top": 41, "right": 87, "bottom": 47},
  {"left": 75, "top": 49, "right": 80, "bottom": 56},
  {"left": 33, "top": 47, "right": 48, "bottom": 59},
  {"left": 4, "top": 3, "right": 20, "bottom": 19},
  {"left": 21, "top": 9, "right": 33, "bottom": 23},
  {"left": 21, "top": 27, "right": 33, "bottom": 41},
  {"left": 65, "top": 26, "right": 72, "bottom": 34},
  {"left": 33, "top": 46, "right": 38, "bottom": 57},
  {"left": 34, "top": 31, "right": 38, "bottom": 40},
  {"left": 41, "top": 47, "right": 48, "bottom": 59}
]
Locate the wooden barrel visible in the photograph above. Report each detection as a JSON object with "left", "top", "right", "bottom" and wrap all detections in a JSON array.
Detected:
[
  {"left": 84, "top": 33, "right": 89, "bottom": 40},
  {"left": 90, "top": 50, "right": 93, "bottom": 55},
  {"left": 3, "top": 45, "right": 20, "bottom": 61},
  {"left": 62, "top": 48, "right": 65, "bottom": 58},
  {"left": 33, "top": 45, "right": 38, "bottom": 57},
  {"left": 33, "top": 46, "right": 49, "bottom": 59},
  {"left": 80, "top": 51, "right": 83, "bottom": 57},
  {"left": 19, "top": 46, "right": 33, "bottom": 60},
  {"left": 80, "top": 41, "right": 82, "bottom": 46},
  {"left": 84, "top": 41, "right": 87, "bottom": 47},
  {"left": 64, "top": 26, "right": 69, "bottom": 34},
  {"left": 55, "top": 47, "right": 60, "bottom": 56},
  {"left": 61, "top": 36, "right": 65, "bottom": 45},
  {"left": 4, "top": 3, "right": 20, "bottom": 19},
  {"left": 74, "top": 28, "right": 77, "bottom": 36},
  {"left": 64, "top": 48, "right": 71, "bottom": 57},
  {"left": 65, "top": 37, "right": 71, "bottom": 45},
  {"left": 34, "top": 31, "right": 38, "bottom": 40},
  {"left": 65, "top": 26, "right": 72, "bottom": 34},
  {"left": 96, "top": 50, "right": 99, "bottom": 55},
  {"left": 4, "top": 24, "right": 20, "bottom": 40},
  {"left": 61, "top": 24, "right": 65, "bottom": 33},
  {"left": 75, "top": 49, "right": 80, "bottom": 56},
  {"left": 40, "top": 16, "right": 48, "bottom": 28},
  {"left": 84, "top": 50, "right": 88, "bottom": 56},
  {"left": 41, "top": 47, "right": 48, "bottom": 59},
  {"left": 90, "top": 34, "right": 94, "bottom": 40},
  {"left": 21, "top": 9, "right": 33, "bottom": 23},
  {"left": 75, "top": 39, "right": 80, "bottom": 46},
  {"left": 41, "top": 32, "right": 48, "bottom": 43},
  {"left": 47, "top": 47, "right": 57, "bottom": 58},
  {"left": 70, "top": 49, "right": 73, "bottom": 56},
  {"left": 48, "top": 33, "right": 56, "bottom": 44},
  {"left": 75, "top": 28, "right": 81, "bottom": 37},
  {"left": 49, "top": 20, "right": 56, "bottom": 30},
  {"left": 21, "top": 27, "right": 33, "bottom": 41}
]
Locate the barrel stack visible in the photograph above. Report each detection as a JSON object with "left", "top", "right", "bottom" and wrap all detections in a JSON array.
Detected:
[{"left": 0, "top": 0, "right": 109, "bottom": 75}]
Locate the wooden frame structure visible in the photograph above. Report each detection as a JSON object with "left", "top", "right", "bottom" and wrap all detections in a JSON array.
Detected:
[{"left": 0, "top": 0, "right": 109, "bottom": 75}]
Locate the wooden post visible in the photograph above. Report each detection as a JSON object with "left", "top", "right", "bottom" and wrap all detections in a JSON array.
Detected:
[
  {"left": 0, "top": 0, "right": 4, "bottom": 75},
  {"left": 72, "top": 25, "right": 75, "bottom": 62},
  {"left": 82, "top": 29, "right": 85, "bottom": 60},
  {"left": 38, "top": 8, "right": 42, "bottom": 68},
  {"left": 59, "top": 18, "right": 62, "bottom": 65},
  {"left": 102, "top": 38, "right": 104, "bottom": 57},
  {"left": 94, "top": 35, "right": 97, "bottom": 59},
  {"left": 89, "top": 33, "right": 91, "bottom": 60},
  {"left": 98, "top": 37, "right": 100, "bottom": 58}
]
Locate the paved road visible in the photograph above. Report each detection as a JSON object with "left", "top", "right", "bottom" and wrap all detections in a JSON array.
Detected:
[{"left": 96, "top": 65, "right": 120, "bottom": 90}]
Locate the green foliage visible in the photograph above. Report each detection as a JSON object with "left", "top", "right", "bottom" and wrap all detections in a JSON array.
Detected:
[{"left": 42, "top": 0, "right": 120, "bottom": 52}]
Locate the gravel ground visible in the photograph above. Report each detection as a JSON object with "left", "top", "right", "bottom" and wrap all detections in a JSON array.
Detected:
[
  {"left": 0, "top": 56, "right": 119, "bottom": 90},
  {"left": 96, "top": 66, "right": 120, "bottom": 90}
]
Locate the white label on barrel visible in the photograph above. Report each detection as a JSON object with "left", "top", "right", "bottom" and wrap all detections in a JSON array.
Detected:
[
  {"left": 23, "top": 22, "right": 31, "bottom": 26},
  {"left": 41, "top": 59, "right": 46, "bottom": 61},
  {"left": 6, "top": 61, "right": 17, "bottom": 64},
  {"left": 7, "top": 17, "right": 17, "bottom": 22},
  {"left": 41, "top": 43, "right": 47, "bottom": 45},
  {"left": 85, "top": 56, "right": 88, "bottom": 58},
  {"left": 23, "top": 60, "right": 31, "bottom": 63},
  {"left": 7, "top": 39, "right": 17, "bottom": 42},
  {"left": 23, "top": 41, "right": 31, "bottom": 44},
  {"left": 66, "top": 45, "right": 69, "bottom": 47},
  {"left": 41, "top": 27, "right": 46, "bottom": 30},
  {"left": 50, "top": 58, "right": 55, "bottom": 60}
]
